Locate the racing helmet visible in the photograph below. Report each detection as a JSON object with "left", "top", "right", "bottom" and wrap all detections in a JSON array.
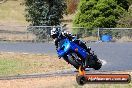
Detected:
[{"left": 51, "top": 26, "right": 61, "bottom": 39}]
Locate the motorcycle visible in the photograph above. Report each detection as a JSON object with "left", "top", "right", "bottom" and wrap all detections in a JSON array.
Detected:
[{"left": 56, "top": 37, "right": 102, "bottom": 70}]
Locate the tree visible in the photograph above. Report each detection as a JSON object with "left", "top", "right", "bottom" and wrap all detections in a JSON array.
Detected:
[
  {"left": 117, "top": 7, "right": 132, "bottom": 27},
  {"left": 73, "top": 0, "right": 128, "bottom": 34},
  {"left": 24, "top": 0, "right": 66, "bottom": 41},
  {"left": 128, "top": 0, "right": 132, "bottom": 5},
  {"left": 117, "top": 0, "right": 132, "bottom": 28},
  {"left": 116, "top": 0, "right": 129, "bottom": 10},
  {"left": 25, "top": 0, "right": 66, "bottom": 26}
]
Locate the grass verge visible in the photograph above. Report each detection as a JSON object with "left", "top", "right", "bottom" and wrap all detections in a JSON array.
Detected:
[{"left": 0, "top": 52, "right": 72, "bottom": 76}]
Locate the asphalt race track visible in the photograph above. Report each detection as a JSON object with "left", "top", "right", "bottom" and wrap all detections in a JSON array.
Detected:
[{"left": 0, "top": 42, "right": 132, "bottom": 71}]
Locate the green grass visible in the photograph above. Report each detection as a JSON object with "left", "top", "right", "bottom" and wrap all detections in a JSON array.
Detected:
[
  {"left": 0, "top": 58, "right": 28, "bottom": 76},
  {"left": 0, "top": 52, "right": 72, "bottom": 76},
  {"left": 0, "top": 57, "right": 47, "bottom": 76}
]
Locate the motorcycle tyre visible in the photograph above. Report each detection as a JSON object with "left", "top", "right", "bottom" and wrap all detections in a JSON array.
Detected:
[
  {"left": 93, "top": 60, "right": 102, "bottom": 70},
  {"left": 67, "top": 53, "right": 80, "bottom": 69}
]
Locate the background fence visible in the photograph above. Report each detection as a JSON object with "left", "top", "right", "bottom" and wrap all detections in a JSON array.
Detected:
[
  {"left": 0, "top": 25, "right": 132, "bottom": 42},
  {"left": 72, "top": 27, "right": 132, "bottom": 42},
  {"left": 0, "top": 25, "right": 36, "bottom": 42},
  {"left": 0, "top": 25, "right": 57, "bottom": 42},
  {"left": 98, "top": 28, "right": 132, "bottom": 42}
]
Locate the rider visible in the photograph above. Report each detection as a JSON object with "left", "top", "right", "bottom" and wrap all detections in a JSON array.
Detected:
[
  {"left": 51, "top": 26, "right": 92, "bottom": 68},
  {"left": 50, "top": 26, "right": 91, "bottom": 54}
]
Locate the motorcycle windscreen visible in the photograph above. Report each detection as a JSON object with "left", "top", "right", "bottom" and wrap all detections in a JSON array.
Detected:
[
  {"left": 70, "top": 42, "right": 88, "bottom": 59},
  {"left": 57, "top": 39, "right": 71, "bottom": 57}
]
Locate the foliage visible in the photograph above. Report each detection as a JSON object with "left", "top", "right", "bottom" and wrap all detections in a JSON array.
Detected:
[
  {"left": 73, "top": 0, "right": 127, "bottom": 28},
  {"left": 116, "top": 0, "right": 129, "bottom": 10},
  {"left": 73, "top": 0, "right": 129, "bottom": 34},
  {"left": 24, "top": 0, "right": 66, "bottom": 41},
  {"left": 117, "top": 8, "right": 132, "bottom": 28},
  {"left": 128, "top": 0, "right": 132, "bottom": 5},
  {"left": 25, "top": 0, "right": 66, "bottom": 26}
]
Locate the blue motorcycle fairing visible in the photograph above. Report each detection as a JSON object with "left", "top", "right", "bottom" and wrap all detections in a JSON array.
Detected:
[
  {"left": 57, "top": 39, "right": 88, "bottom": 59},
  {"left": 57, "top": 39, "right": 71, "bottom": 57},
  {"left": 70, "top": 42, "right": 88, "bottom": 59}
]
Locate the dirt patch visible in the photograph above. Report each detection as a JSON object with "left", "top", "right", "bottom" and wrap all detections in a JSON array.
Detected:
[{"left": 0, "top": 76, "right": 76, "bottom": 88}]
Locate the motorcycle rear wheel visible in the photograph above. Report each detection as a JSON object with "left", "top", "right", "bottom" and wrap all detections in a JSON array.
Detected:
[{"left": 93, "top": 60, "right": 102, "bottom": 70}]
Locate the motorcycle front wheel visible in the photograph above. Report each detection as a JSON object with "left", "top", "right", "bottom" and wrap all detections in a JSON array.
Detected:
[{"left": 67, "top": 53, "right": 81, "bottom": 69}]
